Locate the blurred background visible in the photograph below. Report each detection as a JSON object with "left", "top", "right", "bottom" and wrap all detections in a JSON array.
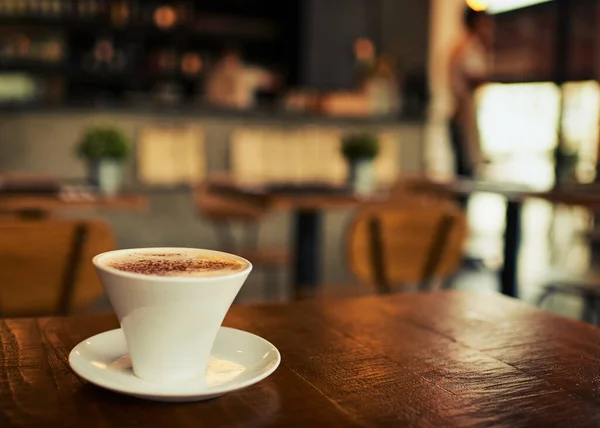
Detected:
[{"left": 1, "top": 0, "right": 600, "bottom": 323}]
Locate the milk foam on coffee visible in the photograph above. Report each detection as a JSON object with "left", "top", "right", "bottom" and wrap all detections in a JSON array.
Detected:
[{"left": 103, "top": 250, "right": 248, "bottom": 277}]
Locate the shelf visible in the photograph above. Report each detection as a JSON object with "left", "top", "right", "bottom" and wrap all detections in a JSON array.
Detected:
[
  {"left": 73, "top": 70, "right": 202, "bottom": 87},
  {"left": 0, "top": 60, "right": 65, "bottom": 74},
  {"left": 0, "top": 1, "right": 299, "bottom": 102},
  {"left": 0, "top": 61, "right": 202, "bottom": 84},
  {"left": 490, "top": 74, "right": 596, "bottom": 84},
  {"left": 0, "top": 14, "right": 279, "bottom": 41}
]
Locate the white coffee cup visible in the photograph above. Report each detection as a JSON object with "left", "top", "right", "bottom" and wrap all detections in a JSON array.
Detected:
[{"left": 93, "top": 248, "right": 252, "bottom": 383}]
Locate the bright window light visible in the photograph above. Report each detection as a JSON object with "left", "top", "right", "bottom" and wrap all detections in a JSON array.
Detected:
[
  {"left": 484, "top": 0, "right": 553, "bottom": 14},
  {"left": 562, "top": 81, "right": 600, "bottom": 182},
  {"left": 466, "top": 0, "right": 488, "bottom": 12},
  {"left": 477, "top": 82, "right": 561, "bottom": 156}
]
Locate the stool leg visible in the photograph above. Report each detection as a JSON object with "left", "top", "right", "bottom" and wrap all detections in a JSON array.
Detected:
[
  {"left": 537, "top": 288, "right": 556, "bottom": 308},
  {"left": 264, "top": 268, "right": 280, "bottom": 302},
  {"left": 592, "top": 296, "right": 600, "bottom": 326},
  {"left": 214, "top": 223, "right": 236, "bottom": 252},
  {"left": 442, "top": 275, "right": 456, "bottom": 290},
  {"left": 243, "top": 223, "right": 260, "bottom": 250},
  {"left": 582, "top": 293, "right": 595, "bottom": 324}
]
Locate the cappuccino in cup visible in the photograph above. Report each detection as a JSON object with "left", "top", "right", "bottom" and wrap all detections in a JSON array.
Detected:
[
  {"left": 93, "top": 248, "right": 252, "bottom": 383},
  {"left": 101, "top": 250, "right": 248, "bottom": 277}
]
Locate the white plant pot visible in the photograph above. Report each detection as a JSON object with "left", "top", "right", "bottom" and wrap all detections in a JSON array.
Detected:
[
  {"left": 348, "top": 159, "right": 375, "bottom": 195},
  {"left": 91, "top": 160, "right": 124, "bottom": 196}
]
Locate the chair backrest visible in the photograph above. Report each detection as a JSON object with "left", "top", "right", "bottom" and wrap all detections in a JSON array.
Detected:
[
  {"left": 346, "top": 199, "right": 467, "bottom": 292},
  {"left": 0, "top": 218, "right": 116, "bottom": 317}
]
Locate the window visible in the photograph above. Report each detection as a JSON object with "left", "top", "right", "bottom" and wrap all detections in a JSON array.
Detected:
[{"left": 484, "top": 0, "right": 553, "bottom": 14}]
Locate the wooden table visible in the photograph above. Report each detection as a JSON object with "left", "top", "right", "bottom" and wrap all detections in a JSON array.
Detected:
[
  {"left": 409, "top": 178, "right": 600, "bottom": 298},
  {"left": 0, "top": 193, "right": 149, "bottom": 215},
  {"left": 207, "top": 176, "right": 388, "bottom": 297},
  {"left": 4, "top": 291, "right": 600, "bottom": 427}
]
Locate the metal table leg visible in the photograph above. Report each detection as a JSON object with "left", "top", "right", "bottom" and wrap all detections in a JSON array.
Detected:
[
  {"left": 292, "top": 210, "right": 322, "bottom": 300},
  {"left": 501, "top": 199, "right": 522, "bottom": 298}
]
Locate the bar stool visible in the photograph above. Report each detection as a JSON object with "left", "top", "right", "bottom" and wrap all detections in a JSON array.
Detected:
[{"left": 193, "top": 183, "right": 290, "bottom": 301}]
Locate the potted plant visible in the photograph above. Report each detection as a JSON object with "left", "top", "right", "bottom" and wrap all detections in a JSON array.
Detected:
[
  {"left": 77, "top": 126, "right": 131, "bottom": 196},
  {"left": 341, "top": 132, "right": 380, "bottom": 194}
]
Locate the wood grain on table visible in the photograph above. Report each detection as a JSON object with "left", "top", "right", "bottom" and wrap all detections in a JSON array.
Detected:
[{"left": 2, "top": 291, "right": 600, "bottom": 427}]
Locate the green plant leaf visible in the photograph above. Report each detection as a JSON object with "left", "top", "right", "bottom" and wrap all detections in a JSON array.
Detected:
[
  {"left": 341, "top": 132, "right": 379, "bottom": 160},
  {"left": 77, "top": 126, "right": 131, "bottom": 161}
]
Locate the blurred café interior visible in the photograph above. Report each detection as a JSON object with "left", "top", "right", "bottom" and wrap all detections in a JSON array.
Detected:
[{"left": 1, "top": 0, "right": 600, "bottom": 322}]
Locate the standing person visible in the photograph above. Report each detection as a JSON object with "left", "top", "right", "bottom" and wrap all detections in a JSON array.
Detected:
[
  {"left": 205, "top": 48, "right": 276, "bottom": 110},
  {"left": 448, "top": 7, "right": 494, "bottom": 179}
]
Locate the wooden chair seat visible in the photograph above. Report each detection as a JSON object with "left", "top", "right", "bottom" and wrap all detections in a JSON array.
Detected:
[
  {"left": 540, "top": 268, "right": 600, "bottom": 292},
  {"left": 194, "top": 183, "right": 269, "bottom": 222},
  {"left": 539, "top": 277, "right": 600, "bottom": 325},
  {"left": 545, "top": 280, "right": 600, "bottom": 294},
  {"left": 236, "top": 249, "right": 291, "bottom": 267}
]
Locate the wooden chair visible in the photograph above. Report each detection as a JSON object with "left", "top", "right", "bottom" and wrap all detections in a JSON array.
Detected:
[
  {"left": 0, "top": 218, "right": 116, "bottom": 317},
  {"left": 193, "top": 184, "right": 290, "bottom": 301},
  {"left": 346, "top": 198, "right": 467, "bottom": 293}
]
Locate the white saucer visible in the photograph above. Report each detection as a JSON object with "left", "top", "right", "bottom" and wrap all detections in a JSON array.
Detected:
[{"left": 69, "top": 327, "right": 280, "bottom": 402}]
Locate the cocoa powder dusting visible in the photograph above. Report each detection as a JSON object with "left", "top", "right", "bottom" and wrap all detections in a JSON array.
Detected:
[{"left": 108, "top": 254, "right": 244, "bottom": 277}]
